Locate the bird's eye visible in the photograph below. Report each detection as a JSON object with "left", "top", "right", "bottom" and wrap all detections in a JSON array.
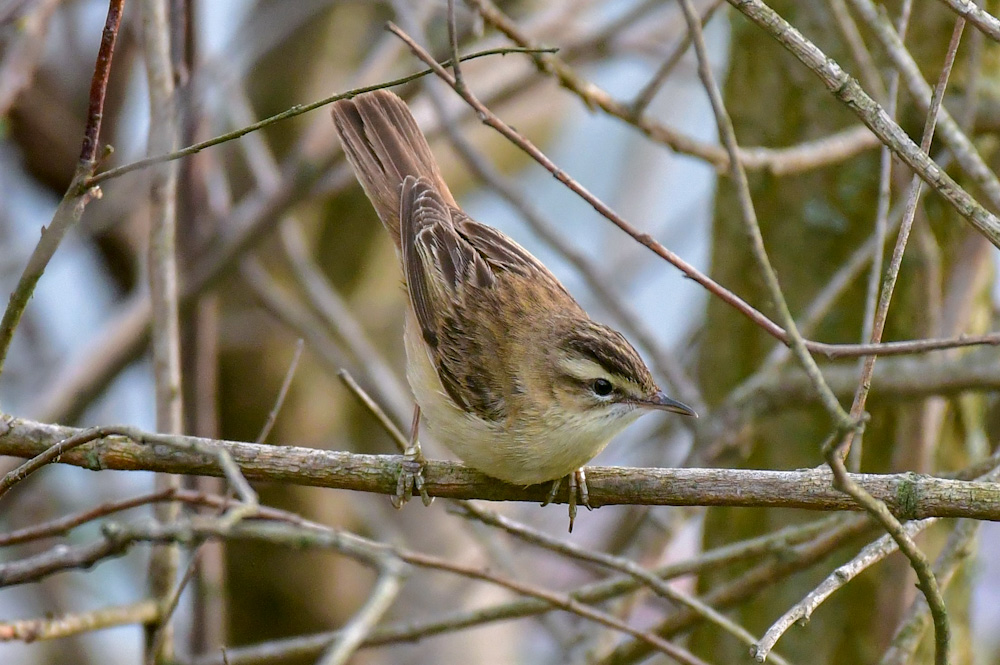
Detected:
[{"left": 591, "top": 378, "right": 614, "bottom": 397}]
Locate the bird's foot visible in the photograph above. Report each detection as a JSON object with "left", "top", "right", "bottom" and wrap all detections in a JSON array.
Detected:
[
  {"left": 392, "top": 442, "right": 433, "bottom": 508},
  {"left": 542, "top": 468, "right": 593, "bottom": 532}
]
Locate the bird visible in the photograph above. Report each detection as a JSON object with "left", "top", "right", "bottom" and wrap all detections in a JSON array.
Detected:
[{"left": 330, "top": 89, "right": 696, "bottom": 530}]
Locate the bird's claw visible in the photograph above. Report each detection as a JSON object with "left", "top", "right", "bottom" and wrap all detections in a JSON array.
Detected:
[
  {"left": 542, "top": 468, "right": 593, "bottom": 532},
  {"left": 392, "top": 444, "right": 433, "bottom": 508}
]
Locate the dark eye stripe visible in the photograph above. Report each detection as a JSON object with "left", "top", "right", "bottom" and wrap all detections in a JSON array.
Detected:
[{"left": 564, "top": 330, "right": 644, "bottom": 385}]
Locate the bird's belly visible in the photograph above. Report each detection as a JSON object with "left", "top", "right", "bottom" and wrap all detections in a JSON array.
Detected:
[
  {"left": 421, "top": 404, "right": 614, "bottom": 486},
  {"left": 404, "top": 316, "right": 628, "bottom": 485}
]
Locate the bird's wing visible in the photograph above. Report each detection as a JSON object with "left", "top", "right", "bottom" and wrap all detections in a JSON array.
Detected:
[
  {"left": 400, "top": 176, "right": 507, "bottom": 421},
  {"left": 453, "top": 212, "right": 549, "bottom": 277}
]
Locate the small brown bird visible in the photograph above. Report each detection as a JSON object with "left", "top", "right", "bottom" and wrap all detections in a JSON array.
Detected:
[{"left": 331, "top": 90, "right": 695, "bottom": 529}]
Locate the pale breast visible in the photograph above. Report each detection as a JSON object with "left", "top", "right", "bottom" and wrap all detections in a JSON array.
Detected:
[{"left": 403, "top": 312, "right": 641, "bottom": 485}]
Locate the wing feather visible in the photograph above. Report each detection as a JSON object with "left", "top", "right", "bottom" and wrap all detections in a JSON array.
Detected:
[
  {"left": 400, "top": 177, "right": 505, "bottom": 418},
  {"left": 454, "top": 213, "right": 573, "bottom": 300}
]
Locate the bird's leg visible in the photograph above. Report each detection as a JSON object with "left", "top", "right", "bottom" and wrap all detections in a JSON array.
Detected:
[
  {"left": 542, "top": 468, "right": 594, "bottom": 532},
  {"left": 542, "top": 476, "right": 562, "bottom": 507},
  {"left": 574, "top": 468, "right": 591, "bottom": 513},
  {"left": 393, "top": 405, "right": 434, "bottom": 508}
]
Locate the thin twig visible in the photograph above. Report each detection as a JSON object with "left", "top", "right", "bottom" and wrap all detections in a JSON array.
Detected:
[
  {"left": 826, "top": 21, "right": 968, "bottom": 663},
  {"left": 850, "top": 0, "right": 912, "bottom": 471},
  {"left": 255, "top": 339, "right": 304, "bottom": 444},
  {"left": 958, "top": 0, "right": 985, "bottom": 132},
  {"left": 0, "top": 0, "right": 125, "bottom": 377},
  {"left": 316, "top": 559, "right": 407, "bottom": 665},
  {"left": 189, "top": 516, "right": 856, "bottom": 665},
  {"left": 841, "top": 16, "right": 965, "bottom": 454},
  {"left": 931, "top": 0, "right": 1000, "bottom": 42},
  {"left": 337, "top": 370, "right": 409, "bottom": 453},
  {"left": 446, "top": 0, "right": 465, "bottom": 91},
  {"left": 879, "top": 518, "right": 979, "bottom": 665},
  {"left": 0, "top": 489, "right": 177, "bottom": 546},
  {"left": 824, "top": 453, "right": 950, "bottom": 663},
  {"left": 0, "top": 426, "right": 113, "bottom": 500},
  {"left": 459, "top": 503, "right": 793, "bottom": 665},
  {"left": 79, "top": 0, "right": 126, "bottom": 165},
  {"left": 0, "top": 487, "right": 310, "bottom": 548},
  {"left": 679, "top": 0, "right": 851, "bottom": 429},
  {"left": 0, "top": 492, "right": 330, "bottom": 591},
  {"left": 846, "top": 0, "right": 1000, "bottom": 213},
  {"left": 725, "top": 0, "right": 1000, "bottom": 248},
  {"left": 0, "top": 601, "right": 160, "bottom": 642},
  {"left": 752, "top": 518, "right": 934, "bottom": 660},
  {"left": 141, "top": 0, "right": 185, "bottom": 656},
  {"left": 631, "top": 0, "right": 725, "bottom": 117},
  {"left": 826, "top": 0, "right": 886, "bottom": 102},
  {"left": 809, "top": 332, "right": 1000, "bottom": 359},
  {"left": 148, "top": 548, "right": 204, "bottom": 664},
  {"left": 84, "top": 46, "right": 556, "bottom": 188}
]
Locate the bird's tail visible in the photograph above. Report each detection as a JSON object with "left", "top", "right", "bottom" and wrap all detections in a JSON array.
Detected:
[{"left": 330, "top": 90, "right": 456, "bottom": 248}]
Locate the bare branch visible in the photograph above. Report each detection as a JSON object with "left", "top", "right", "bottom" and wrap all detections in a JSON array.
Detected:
[
  {"left": 752, "top": 518, "right": 935, "bottom": 661},
  {"left": 879, "top": 518, "right": 979, "bottom": 664},
  {"left": 255, "top": 339, "right": 303, "bottom": 445},
  {"left": 725, "top": 0, "right": 1000, "bottom": 248},
  {"left": 459, "top": 503, "right": 793, "bottom": 665},
  {"left": 470, "top": 0, "right": 881, "bottom": 175},
  {"left": 0, "top": 601, "right": 160, "bottom": 643},
  {"left": 0, "top": 0, "right": 125, "bottom": 377},
  {"left": 2, "top": 416, "right": 1000, "bottom": 520},
  {"left": 932, "top": 0, "right": 1000, "bottom": 42},
  {"left": 140, "top": 0, "right": 185, "bottom": 656},
  {"left": 631, "top": 0, "right": 725, "bottom": 116},
  {"left": 84, "top": 47, "right": 557, "bottom": 188},
  {"left": 79, "top": 518, "right": 713, "bottom": 664},
  {"left": 316, "top": 560, "right": 407, "bottom": 665},
  {"left": 0, "top": 489, "right": 177, "bottom": 547},
  {"left": 192, "top": 517, "right": 850, "bottom": 664},
  {"left": 851, "top": 0, "right": 913, "bottom": 471},
  {"left": 847, "top": 0, "right": 1000, "bottom": 213},
  {"left": 679, "top": 0, "right": 851, "bottom": 429}
]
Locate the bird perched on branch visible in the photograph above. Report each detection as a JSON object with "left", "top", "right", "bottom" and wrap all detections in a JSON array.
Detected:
[{"left": 331, "top": 89, "right": 695, "bottom": 530}]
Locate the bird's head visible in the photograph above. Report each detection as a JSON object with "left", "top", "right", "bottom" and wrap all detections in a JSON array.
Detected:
[{"left": 546, "top": 319, "right": 697, "bottom": 433}]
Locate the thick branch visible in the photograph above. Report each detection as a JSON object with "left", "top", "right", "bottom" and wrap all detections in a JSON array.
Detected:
[{"left": 2, "top": 414, "right": 999, "bottom": 520}]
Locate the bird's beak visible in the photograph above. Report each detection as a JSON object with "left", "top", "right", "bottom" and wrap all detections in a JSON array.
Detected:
[{"left": 640, "top": 391, "right": 698, "bottom": 417}]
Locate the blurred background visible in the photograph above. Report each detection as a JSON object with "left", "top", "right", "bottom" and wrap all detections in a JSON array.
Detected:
[{"left": 1, "top": 0, "right": 999, "bottom": 663}]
